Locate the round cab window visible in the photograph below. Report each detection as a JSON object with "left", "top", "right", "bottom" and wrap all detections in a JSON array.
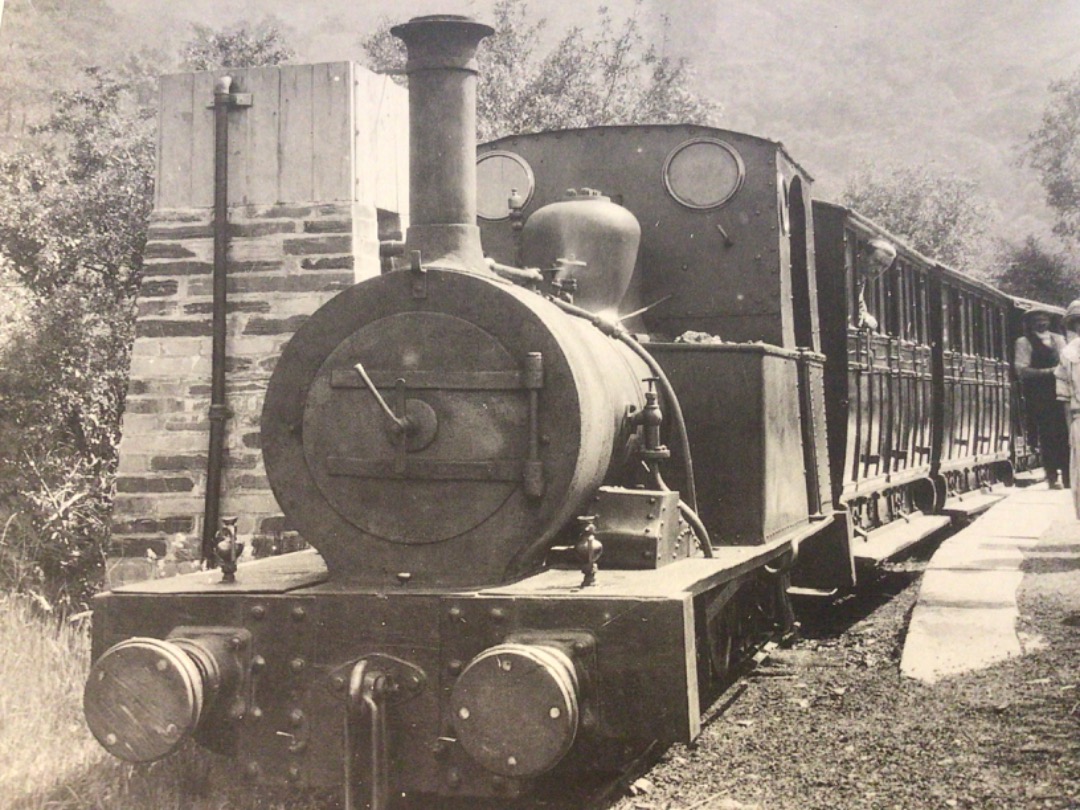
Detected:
[
  {"left": 476, "top": 151, "right": 535, "bottom": 220},
  {"left": 663, "top": 138, "right": 745, "bottom": 209}
]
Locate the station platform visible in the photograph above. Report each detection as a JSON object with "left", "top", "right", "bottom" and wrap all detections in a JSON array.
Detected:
[{"left": 900, "top": 483, "right": 1077, "bottom": 683}]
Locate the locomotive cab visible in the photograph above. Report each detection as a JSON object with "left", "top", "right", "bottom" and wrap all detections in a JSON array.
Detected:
[{"left": 478, "top": 126, "right": 848, "bottom": 586}]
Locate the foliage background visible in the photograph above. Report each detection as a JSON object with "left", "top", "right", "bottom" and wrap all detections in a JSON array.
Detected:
[
  {"left": 83, "top": 0, "right": 1080, "bottom": 243},
  {"left": 0, "top": 13, "right": 297, "bottom": 614}
]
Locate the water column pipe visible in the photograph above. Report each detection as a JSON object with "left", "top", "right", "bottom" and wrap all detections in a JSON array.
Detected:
[{"left": 201, "top": 77, "right": 249, "bottom": 566}]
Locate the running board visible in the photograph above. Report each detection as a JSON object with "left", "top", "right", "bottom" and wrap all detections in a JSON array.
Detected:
[
  {"left": 941, "top": 491, "right": 1006, "bottom": 520},
  {"left": 786, "top": 586, "right": 839, "bottom": 598},
  {"left": 1012, "top": 470, "right": 1046, "bottom": 487},
  {"left": 853, "top": 513, "right": 952, "bottom": 564}
]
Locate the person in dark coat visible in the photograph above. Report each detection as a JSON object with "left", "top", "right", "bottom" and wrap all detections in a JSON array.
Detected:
[{"left": 1015, "top": 308, "right": 1070, "bottom": 488}]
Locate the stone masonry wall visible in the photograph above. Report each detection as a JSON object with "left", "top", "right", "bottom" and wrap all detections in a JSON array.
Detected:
[{"left": 107, "top": 201, "right": 380, "bottom": 585}]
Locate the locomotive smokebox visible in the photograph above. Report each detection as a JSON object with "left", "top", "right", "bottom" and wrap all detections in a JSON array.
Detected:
[{"left": 391, "top": 15, "right": 494, "bottom": 272}]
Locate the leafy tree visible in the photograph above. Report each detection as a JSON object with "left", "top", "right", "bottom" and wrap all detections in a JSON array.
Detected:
[
  {"left": 361, "top": 0, "right": 719, "bottom": 141},
  {"left": 994, "top": 235, "right": 1079, "bottom": 307},
  {"left": 1026, "top": 69, "right": 1080, "bottom": 245},
  {"left": 842, "top": 163, "right": 998, "bottom": 278},
  {"left": 180, "top": 18, "right": 296, "bottom": 72},
  {"left": 0, "top": 0, "right": 134, "bottom": 142},
  {"left": 0, "top": 65, "right": 155, "bottom": 611},
  {"left": 0, "top": 67, "right": 156, "bottom": 297},
  {"left": 0, "top": 279, "right": 132, "bottom": 609}
]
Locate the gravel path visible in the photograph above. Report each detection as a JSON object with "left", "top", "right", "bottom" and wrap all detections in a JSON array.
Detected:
[{"left": 612, "top": 512, "right": 1080, "bottom": 810}]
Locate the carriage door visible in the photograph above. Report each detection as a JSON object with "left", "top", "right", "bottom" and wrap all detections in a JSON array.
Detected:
[
  {"left": 788, "top": 177, "right": 828, "bottom": 515},
  {"left": 789, "top": 177, "right": 815, "bottom": 351}
]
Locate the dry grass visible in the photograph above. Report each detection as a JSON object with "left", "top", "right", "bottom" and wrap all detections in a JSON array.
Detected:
[
  {"left": 0, "top": 595, "right": 328, "bottom": 810},
  {"left": 0, "top": 594, "right": 106, "bottom": 807}
]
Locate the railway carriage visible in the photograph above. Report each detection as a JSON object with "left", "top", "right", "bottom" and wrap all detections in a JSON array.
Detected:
[
  {"left": 814, "top": 202, "right": 1022, "bottom": 563},
  {"left": 813, "top": 202, "right": 943, "bottom": 560},
  {"left": 934, "top": 264, "right": 1014, "bottom": 507}
]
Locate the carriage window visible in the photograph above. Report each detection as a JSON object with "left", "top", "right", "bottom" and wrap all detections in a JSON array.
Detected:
[
  {"left": 847, "top": 237, "right": 860, "bottom": 327},
  {"left": 913, "top": 271, "right": 925, "bottom": 343},
  {"left": 982, "top": 307, "right": 990, "bottom": 356},
  {"left": 955, "top": 291, "right": 964, "bottom": 352},
  {"left": 941, "top": 290, "right": 951, "bottom": 349},
  {"left": 899, "top": 263, "right": 914, "bottom": 340},
  {"left": 916, "top": 274, "right": 928, "bottom": 343},
  {"left": 947, "top": 288, "right": 964, "bottom": 352},
  {"left": 967, "top": 295, "right": 976, "bottom": 352},
  {"left": 869, "top": 273, "right": 885, "bottom": 330},
  {"left": 976, "top": 303, "right": 985, "bottom": 354},
  {"left": 476, "top": 151, "right": 535, "bottom": 220},
  {"left": 663, "top": 138, "right": 745, "bottom": 209},
  {"left": 885, "top": 263, "right": 901, "bottom": 337},
  {"left": 987, "top": 305, "right": 1004, "bottom": 359}
]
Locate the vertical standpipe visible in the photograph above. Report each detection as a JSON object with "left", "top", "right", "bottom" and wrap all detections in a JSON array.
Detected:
[
  {"left": 390, "top": 15, "right": 494, "bottom": 273},
  {"left": 203, "top": 75, "right": 235, "bottom": 566}
]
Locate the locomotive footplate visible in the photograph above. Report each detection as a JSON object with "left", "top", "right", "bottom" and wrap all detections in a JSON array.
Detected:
[{"left": 86, "top": 538, "right": 796, "bottom": 802}]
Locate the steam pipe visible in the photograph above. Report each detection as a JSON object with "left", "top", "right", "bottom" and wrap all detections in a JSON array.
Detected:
[
  {"left": 391, "top": 15, "right": 494, "bottom": 273},
  {"left": 649, "top": 465, "right": 713, "bottom": 557},
  {"left": 546, "top": 295, "right": 700, "bottom": 514}
]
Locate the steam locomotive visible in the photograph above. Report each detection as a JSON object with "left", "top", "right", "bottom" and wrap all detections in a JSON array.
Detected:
[{"left": 82, "top": 14, "right": 1056, "bottom": 809}]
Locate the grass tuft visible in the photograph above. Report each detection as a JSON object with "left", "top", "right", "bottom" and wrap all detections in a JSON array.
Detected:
[
  {"left": 0, "top": 594, "right": 333, "bottom": 809},
  {"left": 0, "top": 593, "right": 105, "bottom": 807}
]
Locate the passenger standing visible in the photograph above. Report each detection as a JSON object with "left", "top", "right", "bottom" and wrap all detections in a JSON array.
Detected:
[
  {"left": 1055, "top": 300, "right": 1080, "bottom": 517},
  {"left": 1015, "top": 308, "right": 1070, "bottom": 488}
]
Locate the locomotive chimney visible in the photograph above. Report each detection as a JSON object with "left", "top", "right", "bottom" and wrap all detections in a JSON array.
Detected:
[{"left": 391, "top": 15, "right": 494, "bottom": 273}]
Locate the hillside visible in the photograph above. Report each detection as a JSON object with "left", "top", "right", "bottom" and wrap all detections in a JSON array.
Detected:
[
  {"left": 659, "top": 0, "right": 1080, "bottom": 242},
  {"left": 1, "top": 0, "right": 1077, "bottom": 244}
]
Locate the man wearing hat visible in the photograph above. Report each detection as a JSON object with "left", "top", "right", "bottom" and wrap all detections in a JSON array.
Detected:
[
  {"left": 1055, "top": 300, "right": 1080, "bottom": 516},
  {"left": 1015, "top": 307, "right": 1070, "bottom": 489}
]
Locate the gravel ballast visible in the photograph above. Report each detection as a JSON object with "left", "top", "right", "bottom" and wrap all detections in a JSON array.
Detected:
[{"left": 613, "top": 512, "right": 1080, "bottom": 810}]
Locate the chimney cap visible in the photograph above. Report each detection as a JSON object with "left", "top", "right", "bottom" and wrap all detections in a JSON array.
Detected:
[
  {"left": 391, "top": 16, "right": 494, "bottom": 73},
  {"left": 390, "top": 14, "right": 495, "bottom": 43}
]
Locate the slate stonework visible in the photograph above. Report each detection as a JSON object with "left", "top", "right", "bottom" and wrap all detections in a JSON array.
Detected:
[
  {"left": 108, "top": 201, "right": 381, "bottom": 586},
  {"left": 106, "top": 62, "right": 408, "bottom": 587}
]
